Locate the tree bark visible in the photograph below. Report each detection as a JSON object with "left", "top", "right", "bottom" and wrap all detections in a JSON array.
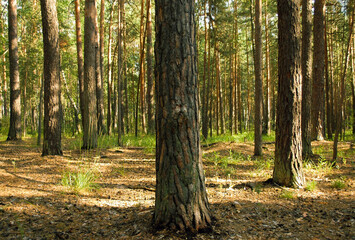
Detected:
[
  {"left": 254, "top": 0, "right": 263, "bottom": 156},
  {"left": 146, "top": 0, "right": 154, "bottom": 135},
  {"left": 74, "top": 0, "right": 85, "bottom": 133},
  {"left": 40, "top": 0, "right": 62, "bottom": 155},
  {"left": 273, "top": 0, "right": 305, "bottom": 188},
  {"left": 37, "top": 75, "right": 43, "bottom": 146},
  {"left": 7, "top": 0, "right": 21, "bottom": 140},
  {"left": 311, "top": 0, "right": 326, "bottom": 140},
  {"left": 0, "top": 3, "right": 7, "bottom": 117},
  {"left": 99, "top": 0, "right": 105, "bottom": 83},
  {"left": 301, "top": 0, "right": 313, "bottom": 157},
  {"left": 154, "top": 0, "right": 212, "bottom": 232},
  {"left": 202, "top": 0, "right": 209, "bottom": 139},
  {"left": 264, "top": 0, "right": 271, "bottom": 135},
  {"left": 83, "top": 0, "right": 98, "bottom": 149},
  {"left": 106, "top": 1, "right": 115, "bottom": 135},
  {"left": 95, "top": 3, "right": 105, "bottom": 135}
]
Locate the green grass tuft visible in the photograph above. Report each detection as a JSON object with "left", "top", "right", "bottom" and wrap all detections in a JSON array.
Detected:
[
  {"left": 279, "top": 190, "right": 295, "bottom": 199},
  {"left": 61, "top": 168, "right": 99, "bottom": 192},
  {"left": 304, "top": 181, "right": 317, "bottom": 191},
  {"left": 331, "top": 179, "right": 347, "bottom": 190}
]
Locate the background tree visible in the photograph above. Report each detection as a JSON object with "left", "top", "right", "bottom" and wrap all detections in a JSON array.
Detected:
[
  {"left": 311, "top": 0, "right": 326, "bottom": 140},
  {"left": 7, "top": 0, "right": 21, "bottom": 140},
  {"left": 254, "top": 0, "right": 263, "bottom": 156},
  {"left": 40, "top": 0, "right": 62, "bottom": 156},
  {"left": 154, "top": 0, "right": 212, "bottom": 232},
  {"left": 302, "top": 0, "right": 313, "bottom": 157},
  {"left": 82, "top": 0, "right": 98, "bottom": 149},
  {"left": 273, "top": 0, "right": 305, "bottom": 188}
]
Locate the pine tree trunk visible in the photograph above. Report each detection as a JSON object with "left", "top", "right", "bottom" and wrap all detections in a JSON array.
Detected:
[
  {"left": 273, "top": 0, "right": 305, "bottom": 188},
  {"left": 146, "top": 0, "right": 154, "bottom": 135},
  {"left": 99, "top": 0, "right": 105, "bottom": 83},
  {"left": 37, "top": 76, "right": 43, "bottom": 146},
  {"left": 311, "top": 0, "right": 326, "bottom": 140},
  {"left": 83, "top": 0, "right": 98, "bottom": 149},
  {"left": 202, "top": 0, "right": 208, "bottom": 139},
  {"left": 333, "top": 9, "right": 354, "bottom": 160},
  {"left": 95, "top": 5, "right": 105, "bottom": 135},
  {"left": 301, "top": 0, "right": 313, "bottom": 157},
  {"left": 106, "top": 2, "right": 115, "bottom": 135},
  {"left": 154, "top": 0, "right": 212, "bottom": 232},
  {"left": 7, "top": 0, "right": 21, "bottom": 141},
  {"left": 0, "top": 3, "right": 7, "bottom": 117},
  {"left": 117, "top": 1, "right": 123, "bottom": 145},
  {"left": 325, "top": 17, "right": 333, "bottom": 139},
  {"left": 254, "top": 0, "right": 263, "bottom": 156},
  {"left": 264, "top": 0, "right": 271, "bottom": 135},
  {"left": 74, "top": 0, "right": 85, "bottom": 133},
  {"left": 40, "top": 0, "right": 62, "bottom": 156}
]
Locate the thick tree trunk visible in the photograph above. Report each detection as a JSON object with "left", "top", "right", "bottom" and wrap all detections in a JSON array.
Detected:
[
  {"left": 154, "top": 0, "right": 212, "bottom": 232},
  {"left": 7, "top": 0, "right": 21, "bottom": 140},
  {"left": 40, "top": 0, "right": 62, "bottom": 156},
  {"left": 325, "top": 17, "right": 332, "bottom": 140},
  {"left": 311, "top": 0, "right": 326, "bottom": 140},
  {"left": 254, "top": 0, "right": 263, "bottom": 156},
  {"left": 74, "top": 0, "right": 85, "bottom": 133},
  {"left": 273, "top": 0, "right": 305, "bottom": 188},
  {"left": 146, "top": 0, "right": 154, "bottom": 135},
  {"left": 301, "top": 0, "right": 313, "bottom": 157},
  {"left": 83, "top": 0, "right": 98, "bottom": 149}
]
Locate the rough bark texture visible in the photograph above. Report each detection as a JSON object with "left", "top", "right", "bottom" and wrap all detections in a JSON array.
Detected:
[
  {"left": 74, "top": 0, "right": 85, "bottom": 133},
  {"left": 273, "top": 0, "right": 305, "bottom": 188},
  {"left": 301, "top": 0, "right": 313, "bottom": 157},
  {"left": 106, "top": 3, "right": 114, "bottom": 135},
  {"left": 40, "top": 0, "right": 62, "bottom": 156},
  {"left": 95, "top": 8, "right": 105, "bottom": 135},
  {"left": 311, "top": 0, "right": 326, "bottom": 140},
  {"left": 82, "top": 0, "right": 98, "bottom": 149},
  {"left": 201, "top": 0, "right": 208, "bottom": 139},
  {"left": 254, "top": 0, "right": 263, "bottom": 156},
  {"left": 146, "top": 0, "right": 154, "bottom": 135},
  {"left": 7, "top": 0, "right": 21, "bottom": 141},
  {"left": 154, "top": 0, "right": 212, "bottom": 232}
]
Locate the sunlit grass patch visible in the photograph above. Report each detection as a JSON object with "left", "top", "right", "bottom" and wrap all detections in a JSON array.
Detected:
[
  {"left": 304, "top": 181, "right": 318, "bottom": 191},
  {"left": 331, "top": 178, "right": 347, "bottom": 190},
  {"left": 279, "top": 190, "right": 295, "bottom": 199},
  {"left": 61, "top": 167, "right": 99, "bottom": 193}
]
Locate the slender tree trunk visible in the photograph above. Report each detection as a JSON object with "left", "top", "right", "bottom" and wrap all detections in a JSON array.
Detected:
[
  {"left": 83, "top": 0, "right": 98, "bottom": 149},
  {"left": 215, "top": 45, "right": 224, "bottom": 135},
  {"left": 229, "top": 47, "right": 233, "bottom": 134},
  {"left": 254, "top": 0, "right": 263, "bottom": 156},
  {"left": 62, "top": 71, "right": 80, "bottom": 133},
  {"left": 106, "top": 1, "right": 115, "bottom": 135},
  {"left": 301, "top": 0, "right": 313, "bottom": 157},
  {"left": 264, "top": 0, "right": 271, "bottom": 135},
  {"left": 117, "top": 1, "right": 123, "bottom": 145},
  {"left": 0, "top": 3, "right": 7, "bottom": 117},
  {"left": 74, "top": 0, "right": 85, "bottom": 133},
  {"left": 40, "top": 0, "right": 62, "bottom": 155},
  {"left": 207, "top": 21, "right": 212, "bottom": 138},
  {"left": 7, "top": 0, "right": 21, "bottom": 140},
  {"left": 95, "top": 6, "right": 105, "bottom": 135},
  {"left": 37, "top": 75, "right": 43, "bottom": 146},
  {"left": 146, "top": 0, "right": 154, "bottom": 135},
  {"left": 325, "top": 17, "right": 332, "bottom": 139},
  {"left": 202, "top": 0, "right": 209, "bottom": 139},
  {"left": 311, "top": 0, "right": 326, "bottom": 140},
  {"left": 154, "top": 0, "right": 212, "bottom": 232},
  {"left": 99, "top": 0, "right": 105, "bottom": 82},
  {"left": 273, "top": 0, "right": 305, "bottom": 188},
  {"left": 352, "top": 26, "right": 355, "bottom": 135},
  {"left": 333, "top": 9, "right": 354, "bottom": 160},
  {"left": 23, "top": 65, "right": 27, "bottom": 137}
]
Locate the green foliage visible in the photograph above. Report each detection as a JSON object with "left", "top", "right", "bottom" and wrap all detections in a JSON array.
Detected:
[
  {"left": 303, "top": 157, "right": 335, "bottom": 173},
  {"left": 0, "top": 116, "right": 9, "bottom": 136},
  {"left": 61, "top": 168, "right": 99, "bottom": 193},
  {"left": 279, "top": 190, "right": 295, "bottom": 199},
  {"left": 331, "top": 178, "right": 347, "bottom": 190},
  {"left": 255, "top": 158, "right": 273, "bottom": 170},
  {"left": 304, "top": 181, "right": 318, "bottom": 191}
]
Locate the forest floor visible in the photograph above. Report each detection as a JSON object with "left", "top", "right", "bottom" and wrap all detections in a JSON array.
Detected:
[{"left": 0, "top": 137, "right": 354, "bottom": 240}]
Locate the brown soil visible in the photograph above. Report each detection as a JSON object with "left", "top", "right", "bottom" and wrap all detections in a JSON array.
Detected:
[{"left": 0, "top": 138, "right": 354, "bottom": 239}]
